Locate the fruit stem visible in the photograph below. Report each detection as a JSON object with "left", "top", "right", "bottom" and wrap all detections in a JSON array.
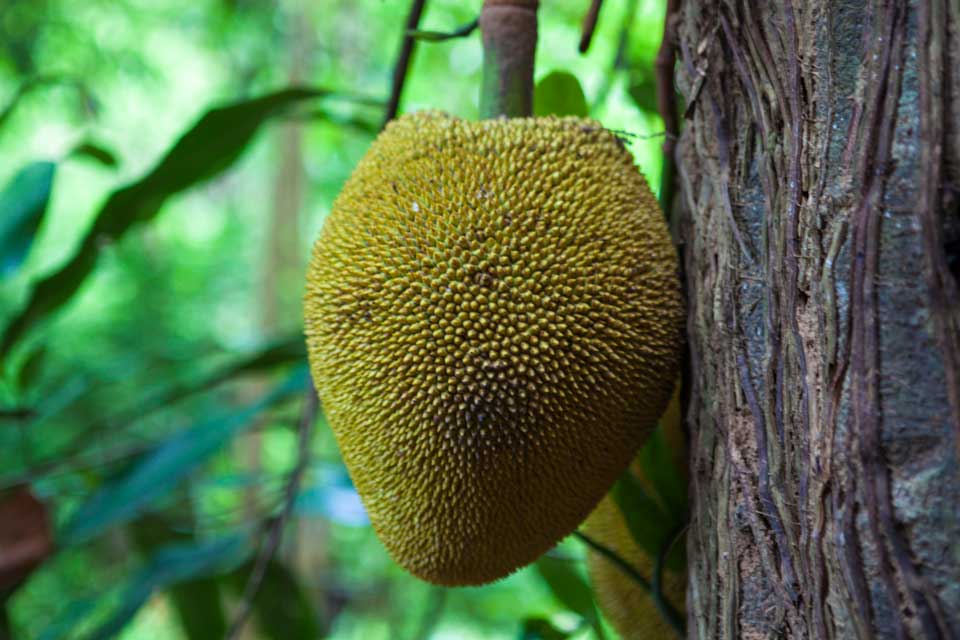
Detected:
[{"left": 479, "top": 0, "right": 538, "bottom": 118}]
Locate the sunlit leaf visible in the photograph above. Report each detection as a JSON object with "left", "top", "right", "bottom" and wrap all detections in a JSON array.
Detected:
[
  {"left": 534, "top": 555, "right": 604, "bottom": 639},
  {"left": 58, "top": 366, "right": 309, "bottom": 546},
  {"left": 226, "top": 559, "right": 322, "bottom": 640},
  {"left": 534, "top": 71, "right": 589, "bottom": 117},
  {"left": 0, "top": 87, "right": 332, "bottom": 356},
  {"left": 0, "top": 162, "right": 56, "bottom": 276},
  {"left": 0, "top": 75, "right": 96, "bottom": 133}
]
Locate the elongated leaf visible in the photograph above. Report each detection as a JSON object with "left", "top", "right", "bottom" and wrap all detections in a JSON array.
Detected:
[
  {"left": 40, "top": 535, "right": 248, "bottom": 640},
  {"left": 637, "top": 425, "right": 687, "bottom": 523},
  {"left": 612, "top": 469, "right": 684, "bottom": 573},
  {"left": 226, "top": 559, "right": 322, "bottom": 640},
  {"left": 110, "top": 333, "right": 306, "bottom": 424},
  {"left": 611, "top": 471, "right": 667, "bottom": 558},
  {"left": 58, "top": 366, "right": 309, "bottom": 546},
  {"left": 535, "top": 555, "right": 604, "bottom": 639},
  {"left": 534, "top": 71, "right": 589, "bottom": 117},
  {"left": 0, "top": 162, "right": 56, "bottom": 276},
  {"left": 0, "top": 87, "right": 330, "bottom": 356}
]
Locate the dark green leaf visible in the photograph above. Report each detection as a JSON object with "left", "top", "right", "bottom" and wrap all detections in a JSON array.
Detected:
[
  {"left": 612, "top": 471, "right": 666, "bottom": 555},
  {"left": 58, "top": 366, "right": 309, "bottom": 546},
  {"left": 69, "top": 141, "right": 119, "bottom": 168},
  {"left": 627, "top": 69, "right": 658, "bottom": 114},
  {"left": 226, "top": 559, "right": 322, "bottom": 640},
  {"left": 130, "top": 513, "right": 226, "bottom": 640},
  {"left": 0, "top": 162, "right": 55, "bottom": 276},
  {"left": 110, "top": 334, "right": 306, "bottom": 424},
  {"left": 15, "top": 344, "right": 46, "bottom": 397},
  {"left": 89, "top": 535, "right": 248, "bottom": 640},
  {"left": 0, "top": 87, "right": 330, "bottom": 356},
  {"left": 39, "top": 535, "right": 247, "bottom": 640},
  {"left": 519, "top": 618, "right": 570, "bottom": 640},
  {"left": 637, "top": 425, "right": 688, "bottom": 523},
  {"left": 535, "top": 555, "right": 605, "bottom": 639},
  {"left": 534, "top": 71, "right": 589, "bottom": 118}
]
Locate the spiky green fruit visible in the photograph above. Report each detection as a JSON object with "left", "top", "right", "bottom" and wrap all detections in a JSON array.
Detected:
[{"left": 304, "top": 111, "right": 683, "bottom": 585}]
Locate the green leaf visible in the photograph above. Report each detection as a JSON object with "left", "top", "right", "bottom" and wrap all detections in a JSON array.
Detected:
[
  {"left": 627, "top": 68, "right": 658, "bottom": 114},
  {"left": 519, "top": 618, "right": 571, "bottom": 640},
  {"left": 14, "top": 344, "right": 46, "bottom": 398},
  {"left": 130, "top": 513, "right": 227, "bottom": 640},
  {"left": 611, "top": 471, "right": 667, "bottom": 556},
  {"left": 69, "top": 141, "right": 119, "bottom": 168},
  {"left": 0, "top": 162, "right": 56, "bottom": 276},
  {"left": 0, "top": 87, "right": 330, "bottom": 356},
  {"left": 226, "top": 560, "right": 322, "bottom": 640},
  {"left": 637, "top": 425, "right": 688, "bottom": 523},
  {"left": 535, "top": 555, "right": 605, "bottom": 639},
  {"left": 41, "top": 535, "right": 249, "bottom": 640},
  {"left": 534, "top": 71, "right": 589, "bottom": 117},
  {"left": 0, "top": 75, "right": 96, "bottom": 133},
  {"left": 109, "top": 334, "right": 306, "bottom": 424},
  {"left": 58, "top": 366, "right": 309, "bottom": 546}
]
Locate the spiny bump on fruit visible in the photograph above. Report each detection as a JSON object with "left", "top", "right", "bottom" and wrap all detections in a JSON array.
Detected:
[
  {"left": 303, "top": 111, "right": 684, "bottom": 586},
  {"left": 583, "top": 389, "right": 687, "bottom": 639}
]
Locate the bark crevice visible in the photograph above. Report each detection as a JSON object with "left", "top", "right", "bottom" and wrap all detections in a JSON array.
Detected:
[{"left": 676, "top": 1, "right": 960, "bottom": 637}]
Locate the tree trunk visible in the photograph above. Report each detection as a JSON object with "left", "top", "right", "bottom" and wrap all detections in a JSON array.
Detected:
[{"left": 673, "top": 1, "right": 960, "bottom": 638}]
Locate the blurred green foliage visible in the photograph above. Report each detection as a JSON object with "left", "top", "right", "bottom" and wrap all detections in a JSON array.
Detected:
[{"left": 0, "top": 0, "right": 670, "bottom": 638}]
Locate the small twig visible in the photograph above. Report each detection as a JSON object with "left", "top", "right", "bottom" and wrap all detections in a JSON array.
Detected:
[
  {"left": 225, "top": 386, "right": 319, "bottom": 640},
  {"left": 578, "top": 0, "right": 604, "bottom": 53},
  {"left": 382, "top": 0, "right": 428, "bottom": 128},
  {"left": 573, "top": 530, "right": 686, "bottom": 637},
  {"left": 408, "top": 18, "right": 478, "bottom": 42}
]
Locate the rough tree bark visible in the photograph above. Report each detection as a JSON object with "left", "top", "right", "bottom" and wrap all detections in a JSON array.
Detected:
[{"left": 673, "top": 1, "right": 960, "bottom": 638}]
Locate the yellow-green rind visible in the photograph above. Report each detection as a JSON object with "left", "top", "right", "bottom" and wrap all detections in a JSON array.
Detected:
[
  {"left": 304, "top": 111, "right": 684, "bottom": 586},
  {"left": 584, "top": 390, "right": 687, "bottom": 639}
]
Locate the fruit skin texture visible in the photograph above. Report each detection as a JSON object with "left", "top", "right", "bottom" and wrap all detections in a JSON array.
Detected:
[
  {"left": 583, "top": 390, "right": 687, "bottom": 639},
  {"left": 304, "top": 111, "right": 684, "bottom": 586}
]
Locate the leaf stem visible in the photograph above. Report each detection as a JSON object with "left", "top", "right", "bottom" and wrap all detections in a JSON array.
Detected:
[{"left": 479, "top": 0, "right": 538, "bottom": 118}]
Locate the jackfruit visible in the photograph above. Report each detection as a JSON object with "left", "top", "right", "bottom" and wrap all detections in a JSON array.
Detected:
[
  {"left": 584, "top": 389, "right": 687, "bottom": 638},
  {"left": 304, "top": 111, "right": 683, "bottom": 586}
]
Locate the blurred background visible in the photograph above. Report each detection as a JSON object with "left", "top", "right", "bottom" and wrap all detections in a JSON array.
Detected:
[{"left": 0, "top": 0, "right": 668, "bottom": 637}]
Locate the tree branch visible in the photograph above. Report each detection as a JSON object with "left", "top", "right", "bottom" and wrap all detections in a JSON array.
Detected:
[
  {"left": 654, "top": 0, "right": 680, "bottom": 213},
  {"left": 382, "top": 0, "right": 428, "bottom": 128},
  {"left": 578, "top": 0, "right": 604, "bottom": 53}
]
